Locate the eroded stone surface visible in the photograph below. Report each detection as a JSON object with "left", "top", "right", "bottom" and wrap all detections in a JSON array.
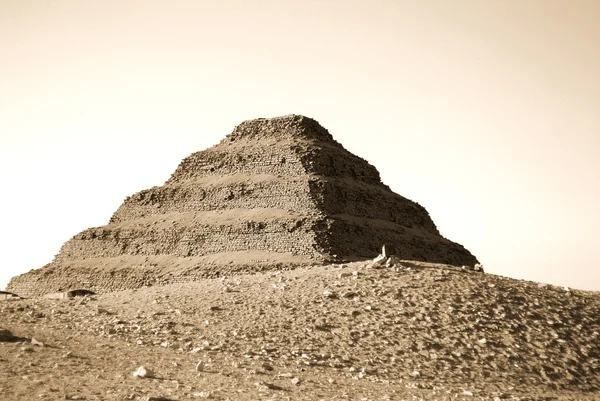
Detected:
[{"left": 7, "top": 115, "right": 477, "bottom": 297}]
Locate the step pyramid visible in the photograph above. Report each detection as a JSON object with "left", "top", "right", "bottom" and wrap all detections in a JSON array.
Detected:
[{"left": 7, "top": 115, "right": 478, "bottom": 297}]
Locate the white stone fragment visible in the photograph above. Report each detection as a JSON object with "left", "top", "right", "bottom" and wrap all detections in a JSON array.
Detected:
[
  {"left": 132, "top": 366, "right": 153, "bottom": 378},
  {"left": 371, "top": 254, "right": 387, "bottom": 266},
  {"left": 31, "top": 338, "right": 44, "bottom": 347}
]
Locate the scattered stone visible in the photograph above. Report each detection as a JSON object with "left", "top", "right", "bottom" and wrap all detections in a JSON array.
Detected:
[
  {"left": 31, "top": 337, "right": 44, "bottom": 347},
  {"left": 256, "top": 382, "right": 284, "bottom": 391},
  {"left": 196, "top": 361, "right": 205, "bottom": 372},
  {"left": 192, "top": 391, "right": 212, "bottom": 398},
  {"left": 291, "top": 377, "right": 301, "bottom": 386},
  {"left": 132, "top": 366, "right": 153, "bottom": 378},
  {"left": 385, "top": 255, "right": 401, "bottom": 267},
  {"left": 371, "top": 254, "right": 387, "bottom": 267}
]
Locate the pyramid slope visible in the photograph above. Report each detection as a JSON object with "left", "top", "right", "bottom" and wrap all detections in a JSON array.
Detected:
[{"left": 7, "top": 115, "right": 477, "bottom": 297}]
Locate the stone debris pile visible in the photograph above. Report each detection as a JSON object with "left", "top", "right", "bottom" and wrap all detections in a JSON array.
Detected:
[{"left": 370, "top": 244, "right": 403, "bottom": 268}]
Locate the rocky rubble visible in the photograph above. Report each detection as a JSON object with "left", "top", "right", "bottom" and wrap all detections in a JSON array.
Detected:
[{"left": 1, "top": 260, "right": 598, "bottom": 400}]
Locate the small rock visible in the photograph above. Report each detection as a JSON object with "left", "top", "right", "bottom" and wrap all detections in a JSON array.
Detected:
[
  {"left": 462, "top": 391, "right": 474, "bottom": 396},
  {"left": 196, "top": 361, "right": 205, "bottom": 372},
  {"left": 255, "top": 382, "right": 284, "bottom": 391},
  {"left": 0, "top": 328, "right": 13, "bottom": 342},
  {"left": 371, "top": 254, "right": 387, "bottom": 267},
  {"left": 65, "top": 395, "right": 86, "bottom": 400},
  {"left": 31, "top": 337, "right": 44, "bottom": 347},
  {"left": 291, "top": 377, "right": 301, "bottom": 386},
  {"left": 132, "top": 366, "right": 153, "bottom": 378}
]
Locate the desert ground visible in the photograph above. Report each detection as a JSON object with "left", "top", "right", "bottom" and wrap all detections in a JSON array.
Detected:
[{"left": 1, "top": 261, "right": 599, "bottom": 401}]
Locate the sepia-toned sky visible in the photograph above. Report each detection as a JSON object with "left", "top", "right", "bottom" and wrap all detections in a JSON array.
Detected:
[{"left": 1, "top": 0, "right": 599, "bottom": 291}]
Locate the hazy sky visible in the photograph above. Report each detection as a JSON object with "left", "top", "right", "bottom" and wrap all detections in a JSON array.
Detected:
[{"left": 1, "top": 0, "right": 599, "bottom": 291}]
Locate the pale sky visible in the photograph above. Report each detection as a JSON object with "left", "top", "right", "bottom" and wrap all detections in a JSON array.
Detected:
[{"left": 1, "top": 0, "right": 599, "bottom": 291}]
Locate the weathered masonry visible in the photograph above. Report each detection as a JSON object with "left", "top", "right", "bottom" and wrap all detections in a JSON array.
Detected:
[{"left": 7, "top": 115, "right": 478, "bottom": 297}]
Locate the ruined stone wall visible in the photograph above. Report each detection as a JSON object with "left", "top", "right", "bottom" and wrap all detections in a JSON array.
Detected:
[
  {"left": 54, "top": 216, "right": 321, "bottom": 262},
  {"left": 308, "top": 178, "right": 439, "bottom": 234},
  {"left": 225, "top": 115, "right": 339, "bottom": 145},
  {"left": 7, "top": 256, "right": 312, "bottom": 298},
  {"left": 110, "top": 177, "right": 319, "bottom": 223},
  {"left": 299, "top": 144, "right": 382, "bottom": 186},
  {"left": 167, "top": 141, "right": 381, "bottom": 187},
  {"left": 167, "top": 145, "right": 306, "bottom": 184},
  {"left": 169, "top": 115, "right": 381, "bottom": 187},
  {"left": 321, "top": 218, "right": 478, "bottom": 266}
]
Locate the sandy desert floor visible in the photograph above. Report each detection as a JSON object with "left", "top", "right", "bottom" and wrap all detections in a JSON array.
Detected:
[{"left": 1, "top": 261, "right": 599, "bottom": 400}]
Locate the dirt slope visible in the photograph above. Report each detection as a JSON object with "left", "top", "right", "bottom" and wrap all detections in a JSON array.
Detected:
[{"left": 1, "top": 261, "right": 599, "bottom": 401}]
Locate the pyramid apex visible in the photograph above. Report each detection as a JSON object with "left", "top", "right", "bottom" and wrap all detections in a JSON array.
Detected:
[{"left": 224, "top": 114, "right": 337, "bottom": 144}]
